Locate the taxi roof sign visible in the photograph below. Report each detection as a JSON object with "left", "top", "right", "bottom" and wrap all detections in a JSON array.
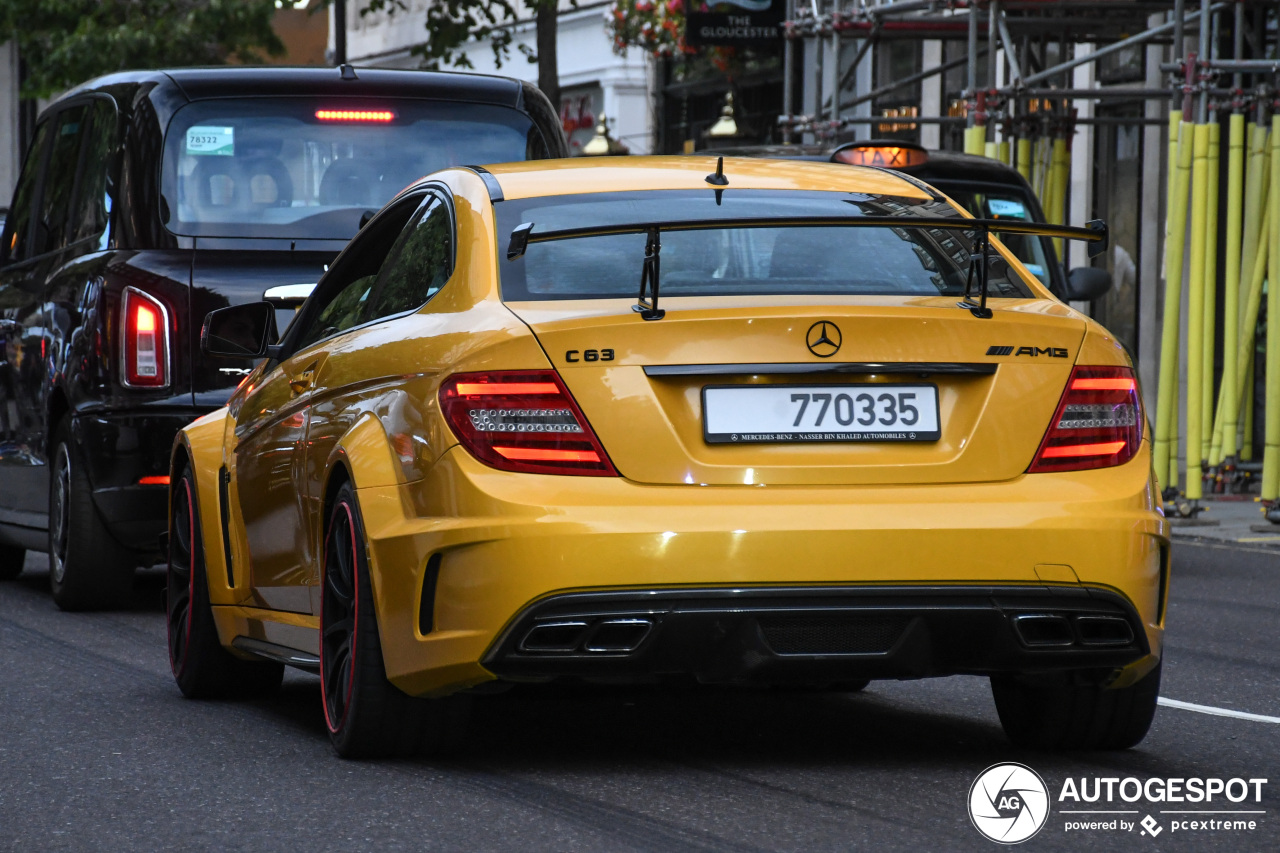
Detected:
[{"left": 832, "top": 141, "right": 929, "bottom": 169}]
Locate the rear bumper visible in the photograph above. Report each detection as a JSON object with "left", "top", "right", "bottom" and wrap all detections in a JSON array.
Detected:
[
  {"left": 76, "top": 410, "right": 209, "bottom": 552},
  {"left": 358, "top": 443, "right": 1167, "bottom": 696},
  {"left": 483, "top": 585, "right": 1150, "bottom": 686}
]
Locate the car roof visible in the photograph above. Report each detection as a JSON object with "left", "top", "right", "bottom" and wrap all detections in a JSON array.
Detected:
[
  {"left": 55, "top": 66, "right": 525, "bottom": 109},
  {"left": 471, "top": 156, "right": 933, "bottom": 201}
]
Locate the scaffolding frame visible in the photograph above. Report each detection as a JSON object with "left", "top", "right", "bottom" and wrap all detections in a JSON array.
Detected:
[{"left": 777, "top": 0, "right": 1280, "bottom": 514}]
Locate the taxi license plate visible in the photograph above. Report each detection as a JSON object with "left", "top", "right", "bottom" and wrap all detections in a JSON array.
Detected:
[{"left": 703, "top": 384, "right": 941, "bottom": 444}]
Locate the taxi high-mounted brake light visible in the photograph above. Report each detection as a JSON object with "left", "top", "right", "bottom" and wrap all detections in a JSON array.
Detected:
[
  {"left": 439, "top": 370, "right": 618, "bottom": 476},
  {"left": 315, "top": 109, "right": 395, "bottom": 123},
  {"left": 121, "top": 287, "right": 169, "bottom": 389},
  {"left": 1029, "top": 366, "right": 1142, "bottom": 473}
]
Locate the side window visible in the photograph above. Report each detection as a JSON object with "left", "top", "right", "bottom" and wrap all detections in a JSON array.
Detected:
[
  {"left": 69, "top": 101, "right": 119, "bottom": 249},
  {"left": 363, "top": 194, "right": 453, "bottom": 322},
  {"left": 32, "top": 106, "right": 88, "bottom": 256},
  {"left": 291, "top": 195, "right": 423, "bottom": 352},
  {"left": 1, "top": 121, "right": 52, "bottom": 265}
]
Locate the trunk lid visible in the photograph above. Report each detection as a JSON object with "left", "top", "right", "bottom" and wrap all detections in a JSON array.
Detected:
[
  {"left": 190, "top": 250, "right": 334, "bottom": 406},
  {"left": 506, "top": 296, "right": 1085, "bottom": 486}
]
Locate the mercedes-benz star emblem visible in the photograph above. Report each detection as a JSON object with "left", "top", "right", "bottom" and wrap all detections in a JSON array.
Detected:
[{"left": 806, "top": 321, "right": 842, "bottom": 358}]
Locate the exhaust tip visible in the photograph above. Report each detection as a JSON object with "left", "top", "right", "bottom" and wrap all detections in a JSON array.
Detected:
[
  {"left": 583, "top": 619, "right": 653, "bottom": 653},
  {"left": 1012, "top": 613, "right": 1075, "bottom": 647},
  {"left": 1074, "top": 615, "right": 1135, "bottom": 647},
  {"left": 519, "top": 621, "right": 590, "bottom": 653}
]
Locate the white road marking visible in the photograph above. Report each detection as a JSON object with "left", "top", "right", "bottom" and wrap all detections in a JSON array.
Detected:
[{"left": 1158, "top": 697, "right": 1280, "bottom": 724}]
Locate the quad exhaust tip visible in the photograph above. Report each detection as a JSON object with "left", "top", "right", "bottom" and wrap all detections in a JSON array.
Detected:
[
  {"left": 519, "top": 618, "right": 653, "bottom": 655},
  {"left": 1012, "top": 613, "right": 1135, "bottom": 648}
]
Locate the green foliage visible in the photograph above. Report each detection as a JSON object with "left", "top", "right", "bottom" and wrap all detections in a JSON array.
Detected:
[
  {"left": 0, "top": 0, "right": 285, "bottom": 98},
  {"left": 362, "top": 0, "right": 563, "bottom": 72}
]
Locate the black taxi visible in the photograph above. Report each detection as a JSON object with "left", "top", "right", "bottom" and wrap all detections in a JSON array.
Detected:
[
  {"left": 0, "top": 66, "right": 566, "bottom": 608},
  {"left": 704, "top": 139, "right": 1112, "bottom": 303}
]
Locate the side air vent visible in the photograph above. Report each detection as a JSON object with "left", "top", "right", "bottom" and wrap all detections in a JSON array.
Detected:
[
  {"left": 418, "top": 553, "right": 441, "bottom": 635},
  {"left": 759, "top": 613, "right": 909, "bottom": 655},
  {"left": 218, "top": 466, "right": 234, "bottom": 588}
]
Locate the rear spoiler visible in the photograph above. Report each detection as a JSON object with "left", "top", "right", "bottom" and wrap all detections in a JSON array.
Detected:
[
  {"left": 505, "top": 216, "right": 1108, "bottom": 321},
  {"left": 508, "top": 216, "right": 1107, "bottom": 260}
]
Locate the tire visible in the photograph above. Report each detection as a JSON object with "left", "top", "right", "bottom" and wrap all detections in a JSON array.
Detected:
[
  {"left": 0, "top": 543, "right": 24, "bottom": 580},
  {"left": 320, "top": 482, "right": 468, "bottom": 759},
  {"left": 48, "top": 417, "right": 137, "bottom": 610},
  {"left": 167, "top": 466, "right": 283, "bottom": 698},
  {"left": 991, "top": 662, "right": 1161, "bottom": 751}
]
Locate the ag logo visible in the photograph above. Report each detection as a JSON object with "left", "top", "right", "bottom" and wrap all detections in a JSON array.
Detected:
[
  {"left": 806, "top": 321, "right": 842, "bottom": 358},
  {"left": 968, "top": 763, "right": 1050, "bottom": 844}
]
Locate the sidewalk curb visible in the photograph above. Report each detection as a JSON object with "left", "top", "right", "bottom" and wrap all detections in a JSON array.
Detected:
[{"left": 1170, "top": 531, "right": 1280, "bottom": 551}]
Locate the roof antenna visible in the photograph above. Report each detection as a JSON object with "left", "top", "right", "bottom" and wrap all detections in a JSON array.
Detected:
[
  {"left": 705, "top": 156, "right": 728, "bottom": 187},
  {"left": 340, "top": 63, "right": 358, "bottom": 81}
]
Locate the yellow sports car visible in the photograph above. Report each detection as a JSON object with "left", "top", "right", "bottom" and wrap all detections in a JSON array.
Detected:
[{"left": 168, "top": 157, "right": 1168, "bottom": 758}]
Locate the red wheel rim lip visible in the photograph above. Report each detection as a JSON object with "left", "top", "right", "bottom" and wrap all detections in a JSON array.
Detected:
[
  {"left": 167, "top": 478, "right": 196, "bottom": 679},
  {"left": 320, "top": 500, "right": 359, "bottom": 735}
]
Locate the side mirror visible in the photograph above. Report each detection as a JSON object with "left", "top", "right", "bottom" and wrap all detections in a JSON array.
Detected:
[
  {"left": 201, "top": 302, "right": 279, "bottom": 359},
  {"left": 1065, "top": 266, "right": 1112, "bottom": 302}
]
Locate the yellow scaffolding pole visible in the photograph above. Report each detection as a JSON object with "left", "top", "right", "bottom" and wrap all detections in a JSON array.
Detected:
[
  {"left": 1154, "top": 113, "right": 1192, "bottom": 486},
  {"left": 1222, "top": 203, "right": 1271, "bottom": 463},
  {"left": 1185, "top": 121, "right": 1211, "bottom": 500},
  {"left": 1048, "top": 137, "right": 1069, "bottom": 260},
  {"left": 966, "top": 125, "right": 986, "bottom": 156},
  {"left": 1262, "top": 115, "right": 1280, "bottom": 499},
  {"left": 1215, "top": 113, "right": 1246, "bottom": 464},
  {"left": 1169, "top": 368, "right": 1181, "bottom": 492},
  {"left": 1202, "top": 120, "right": 1220, "bottom": 462},
  {"left": 1240, "top": 122, "right": 1270, "bottom": 304},
  {"left": 1244, "top": 351, "right": 1256, "bottom": 461},
  {"left": 1016, "top": 137, "right": 1033, "bottom": 181}
]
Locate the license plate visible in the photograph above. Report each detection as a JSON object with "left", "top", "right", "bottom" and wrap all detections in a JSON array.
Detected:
[{"left": 702, "top": 384, "right": 941, "bottom": 444}]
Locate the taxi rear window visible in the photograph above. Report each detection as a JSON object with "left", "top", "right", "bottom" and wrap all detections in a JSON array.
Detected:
[
  {"left": 162, "top": 98, "right": 541, "bottom": 240},
  {"left": 496, "top": 190, "right": 1034, "bottom": 302}
]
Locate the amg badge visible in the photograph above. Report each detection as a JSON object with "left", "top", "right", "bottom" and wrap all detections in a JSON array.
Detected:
[{"left": 986, "top": 345, "right": 1069, "bottom": 358}]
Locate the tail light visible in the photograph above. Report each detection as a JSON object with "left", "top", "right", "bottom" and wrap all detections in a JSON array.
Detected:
[
  {"left": 121, "top": 287, "right": 169, "bottom": 388},
  {"left": 439, "top": 371, "right": 617, "bottom": 476},
  {"left": 1028, "top": 365, "right": 1142, "bottom": 473}
]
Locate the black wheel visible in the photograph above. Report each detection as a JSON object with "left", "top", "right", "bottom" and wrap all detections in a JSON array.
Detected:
[
  {"left": 321, "top": 482, "right": 468, "bottom": 759},
  {"left": 0, "top": 542, "right": 24, "bottom": 580},
  {"left": 991, "top": 662, "right": 1161, "bottom": 751},
  {"left": 49, "top": 417, "right": 137, "bottom": 610},
  {"left": 168, "top": 467, "right": 283, "bottom": 698}
]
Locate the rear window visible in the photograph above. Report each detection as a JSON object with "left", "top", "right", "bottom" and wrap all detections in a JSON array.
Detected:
[
  {"left": 496, "top": 190, "right": 1035, "bottom": 302},
  {"left": 162, "top": 98, "right": 541, "bottom": 240}
]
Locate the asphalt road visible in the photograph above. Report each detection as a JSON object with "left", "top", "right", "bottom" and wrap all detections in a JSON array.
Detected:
[{"left": 1, "top": 542, "right": 1276, "bottom": 852}]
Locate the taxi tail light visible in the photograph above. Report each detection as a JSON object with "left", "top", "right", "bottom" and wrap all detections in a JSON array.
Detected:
[
  {"left": 1028, "top": 366, "right": 1141, "bottom": 473},
  {"left": 439, "top": 370, "right": 618, "bottom": 477},
  {"left": 122, "top": 288, "right": 168, "bottom": 388}
]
